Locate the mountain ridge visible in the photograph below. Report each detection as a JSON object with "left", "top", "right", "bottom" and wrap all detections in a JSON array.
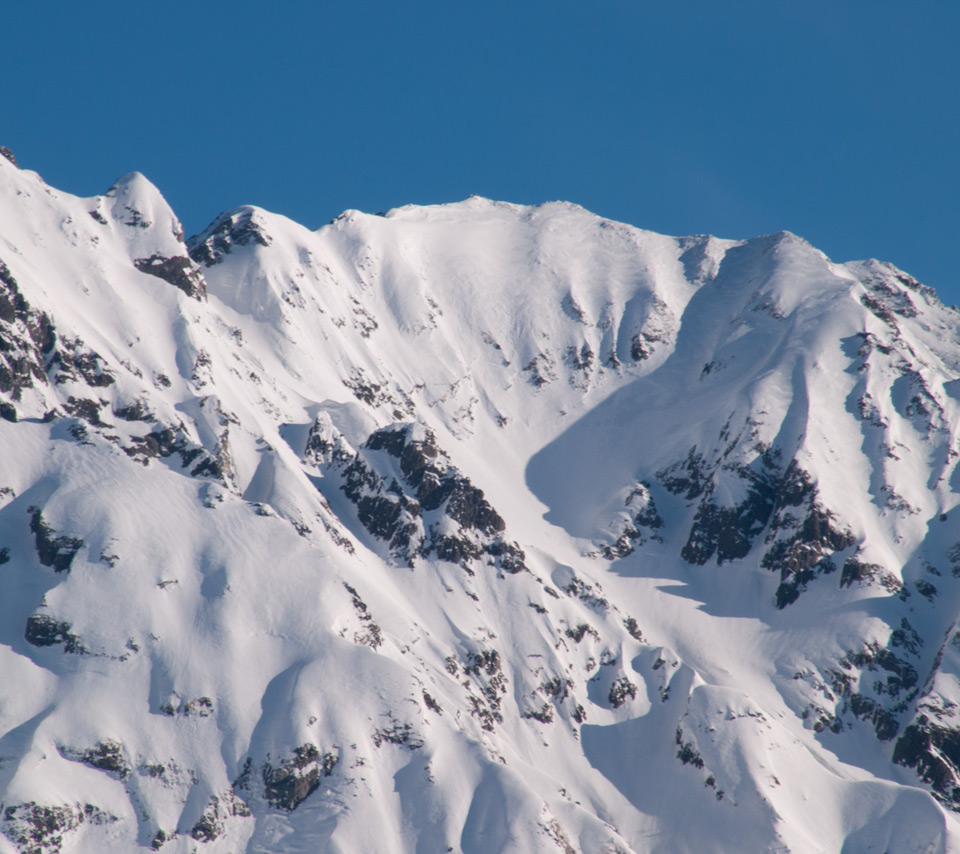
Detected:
[{"left": 1, "top": 151, "right": 959, "bottom": 853}]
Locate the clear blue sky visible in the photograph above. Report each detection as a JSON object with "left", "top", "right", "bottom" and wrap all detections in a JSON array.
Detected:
[{"left": 4, "top": 1, "right": 959, "bottom": 305}]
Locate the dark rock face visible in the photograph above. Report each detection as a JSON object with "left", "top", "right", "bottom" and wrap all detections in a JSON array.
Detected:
[
  {"left": 335, "top": 423, "right": 525, "bottom": 572},
  {"left": 60, "top": 740, "right": 130, "bottom": 779},
  {"left": 630, "top": 334, "right": 651, "bottom": 362},
  {"left": 888, "top": 624, "right": 960, "bottom": 808},
  {"left": 344, "top": 582, "right": 383, "bottom": 649},
  {"left": 796, "top": 620, "right": 926, "bottom": 754},
  {"left": 340, "top": 369, "right": 415, "bottom": 416},
  {"left": 602, "top": 483, "right": 664, "bottom": 560},
  {"left": 565, "top": 623, "right": 598, "bottom": 644},
  {"left": 659, "top": 447, "right": 714, "bottom": 502},
  {"left": 0, "top": 146, "right": 17, "bottom": 167},
  {"left": 833, "top": 640, "right": 917, "bottom": 740},
  {"left": 670, "top": 444, "right": 783, "bottom": 566},
  {"left": 608, "top": 678, "right": 638, "bottom": 708},
  {"left": 675, "top": 726, "right": 705, "bottom": 769},
  {"left": 0, "top": 260, "right": 56, "bottom": 402},
  {"left": 24, "top": 614, "right": 85, "bottom": 653},
  {"left": 63, "top": 397, "right": 106, "bottom": 426},
  {"left": 372, "top": 722, "right": 424, "bottom": 750},
  {"left": 29, "top": 507, "right": 83, "bottom": 573},
  {"left": 250, "top": 744, "right": 339, "bottom": 812},
  {"left": 839, "top": 556, "right": 903, "bottom": 594},
  {"left": 263, "top": 768, "right": 321, "bottom": 813},
  {"left": 125, "top": 426, "right": 194, "bottom": 462},
  {"left": 656, "top": 431, "right": 858, "bottom": 608},
  {"left": 158, "top": 695, "right": 214, "bottom": 717},
  {"left": 363, "top": 428, "right": 498, "bottom": 532},
  {"left": 48, "top": 339, "right": 114, "bottom": 388},
  {"left": 860, "top": 277, "right": 919, "bottom": 323},
  {"left": 560, "top": 570, "right": 610, "bottom": 614},
  {"left": 459, "top": 648, "right": 508, "bottom": 731},
  {"left": 113, "top": 398, "right": 154, "bottom": 422},
  {"left": 134, "top": 254, "right": 207, "bottom": 300},
  {"left": 1, "top": 801, "right": 117, "bottom": 854},
  {"left": 303, "top": 416, "right": 353, "bottom": 467},
  {"left": 123, "top": 425, "right": 228, "bottom": 483},
  {"left": 761, "top": 463, "right": 857, "bottom": 607},
  {"left": 150, "top": 829, "right": 172, "bottom": 849},
  {"left": 894, "top": 718, "right": 960, "bottom": 806},
  {"left": 522, "top": 352, "right": 557, "bottom": 388},
  {"left": 188, "top": 790, "right": 251, "bottom": 842},
  {"left": 0, "top": 258, "right": 149, "bottom": 431},
  {"left": 187, "top": 208, "right": 272, "bottom": 267}
]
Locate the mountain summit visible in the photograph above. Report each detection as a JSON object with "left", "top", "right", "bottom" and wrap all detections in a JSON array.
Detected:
[{"left": 1, "top": 153, "right": 959, "bottom": 853}]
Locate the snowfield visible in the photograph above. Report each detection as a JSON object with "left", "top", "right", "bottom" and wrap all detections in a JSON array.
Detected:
[{"left": 1, "top": 149, "right": 960, "bottom": 853}]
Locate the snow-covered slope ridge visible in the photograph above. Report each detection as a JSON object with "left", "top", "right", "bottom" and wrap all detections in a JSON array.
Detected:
[{"left": 1, "top": 151, "right": 960, "bottom": 854}]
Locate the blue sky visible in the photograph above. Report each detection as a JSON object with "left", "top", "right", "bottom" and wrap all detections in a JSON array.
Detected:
[{"left": 4, "top": 2, "right": 959, "bottom": 304}]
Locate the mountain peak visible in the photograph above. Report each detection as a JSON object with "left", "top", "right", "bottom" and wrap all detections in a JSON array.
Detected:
[
  {"left": 188, "top": 206, "right": 276, "bottom": 267},
  {"left": 1, "top": 164, "right": 959, "bottom": 854},
  {"left": 103, "top": 171, "right": 186, "bottom": 254}
]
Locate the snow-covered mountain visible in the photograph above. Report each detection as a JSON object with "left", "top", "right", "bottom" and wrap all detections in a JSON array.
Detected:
[{"left": 1, "top": 147, "right": 960, "bottom": 853}]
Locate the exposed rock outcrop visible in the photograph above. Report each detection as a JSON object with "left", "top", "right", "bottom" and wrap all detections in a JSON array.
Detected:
[
  {"left": 134, "top": 254, "right": 207, "bottom": 299},
  {"left": 321, "top": 421, "right": 526, "bottom": 572}
]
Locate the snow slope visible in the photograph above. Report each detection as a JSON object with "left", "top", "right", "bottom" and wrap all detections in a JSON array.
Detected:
[{"left": 1, "top": 150, "right": 960, "bottom": 853}]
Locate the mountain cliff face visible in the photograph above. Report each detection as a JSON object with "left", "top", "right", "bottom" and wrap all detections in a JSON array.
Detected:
[{"left": 1, "top": 151, "right": 960, "bottom": 853}]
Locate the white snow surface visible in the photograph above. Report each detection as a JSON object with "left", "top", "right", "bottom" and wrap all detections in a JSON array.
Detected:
[{"left": 1, "top": 155, "right": 960, "bottom": 853}]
